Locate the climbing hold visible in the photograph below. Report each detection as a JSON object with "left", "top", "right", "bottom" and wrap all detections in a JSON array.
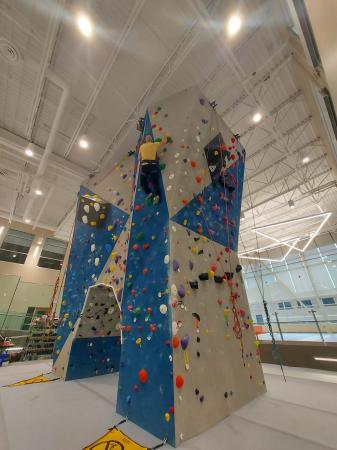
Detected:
[
  {"left": 195, "top": 175, "right": 202, "bottom": 183},
  {"left": 165, "top": 413, "right": 171, "bottom": 423},
  {"left": 164, "top": 255, "right": 170, "bottom": 264},
  {"left": 198, "top": 273, "right": 209, "bottom": 281},
  {"left": 189, "top": 281, "right": 198, "bottom": 289},
  {"left": 180, "top": 335, "right": 189, "bottom": 350},
  {"left": 177, "top": 286, "right": 185, "bottom": 298},
  {"left": 159, "top": 304, "right": 168, "bottom": 314},
  {"left": 172, "top": 335, "right": 180, "bottom": 349},
  {"left": 172, "top": 260, "right": 180, "bottom": 271},
  {"left": 133, "top": 244, "right": 139, "bottom": 251},
  {"left": 176, "top": 375, "right": 184, "bottom": 388},
  {"left": 191, "top": 160, "right": 197, "bottom": 168},
  {"left": 138, "top": 369, "right": 148, "bottom": 384}
]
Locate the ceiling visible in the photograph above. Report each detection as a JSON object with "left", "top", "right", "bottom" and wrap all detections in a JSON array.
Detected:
[{"left": 0, "top": 0, "right": 336, "bottom": 254}]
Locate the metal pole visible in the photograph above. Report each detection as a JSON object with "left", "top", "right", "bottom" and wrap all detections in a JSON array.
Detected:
[
  {"left": 311, "top": 309, "right": 325, "bottom": 343},
  {"left": 274, "top": 312, "right": 284, "bottom": 341}
]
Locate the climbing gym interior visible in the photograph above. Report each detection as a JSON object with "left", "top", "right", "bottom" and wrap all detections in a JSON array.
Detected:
[{"left": 0, "top": 1, "right": 337, "bottom": 450}]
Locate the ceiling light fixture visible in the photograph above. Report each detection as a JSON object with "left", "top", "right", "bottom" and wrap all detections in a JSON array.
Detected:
[
  {"left": 76, "top": 13, "right": 93, "bottom": 38},
  {"left": 227, "top": 14, "right": 242, "bottom": 36},
  {"left": 288, "top": 199, "right": 295, "bottom": 209},
  {"left": 24, "top": 219, "right": 31, "bottom": 224},
  {"left": 252, "top": 112, "right": 262, "bottom": 123},
  {"left": 239, "top": 238, "right": 300, "bottom": 262},
  {"left": 253, "top": 212, "right": 332, "bottom": 253},
  {"left": 35, "top": 189, "right": 43, "bottom": 196},
  {"left": 302, "top": 156, "right": 310, "bottom": 164},
  {"left": 79, "top": 136, "right": 89, "bottom": 149},
  {"left": 25, "top": 147, "right": 34, "bottom": 157}
]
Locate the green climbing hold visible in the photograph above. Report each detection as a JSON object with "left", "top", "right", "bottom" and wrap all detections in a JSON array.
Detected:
[
  {"left": 160, "top": 163, "right": 166, "bottom": 170},
  {"left": 135, "top": 232, "right": 144, "bottom": 241},
  {"left": 154, "top": 137, "right": 162, "bottom": 143}
]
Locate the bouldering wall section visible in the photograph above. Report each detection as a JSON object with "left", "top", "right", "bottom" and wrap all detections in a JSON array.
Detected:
[
  {"left": 52, "top": 187, "right": 128, "bottom": 379},
  {"left": 117, "top": 87, "right": 265, "bottom": 447}
]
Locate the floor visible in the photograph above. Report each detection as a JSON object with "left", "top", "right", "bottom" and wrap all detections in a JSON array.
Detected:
[
  {"left": 1, "top": 361, "right": 337, "bottom": 450},
  {"left": 259, "top": 332, "right": 337, "bottom": 342}
]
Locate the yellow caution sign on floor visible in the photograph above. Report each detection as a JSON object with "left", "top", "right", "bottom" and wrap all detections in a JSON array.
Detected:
[
  {"left": 4, "top": 374, "right": 57, "bottom": 387},
  {"left": 83, "top": 427, "right": 148, "bottom": 450}
]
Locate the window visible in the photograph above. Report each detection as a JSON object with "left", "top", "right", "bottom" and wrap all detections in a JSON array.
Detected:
[
  {"left": 0, "top": 229, "right": 34, "bottom": 264},
  {"left": 278, "top": 301, "right": 292, "bottom": 310},
  {"left": 321, "top": 297, "right": 336, "bottom": 306},
  {"left": 255, "top": 314, "right": 264, "bottom": 324},
  {"left": 38, "top": 238, "right": 67, "bottom": 270},
  {"left": 302, "top": 299, "right": 313, "bottom": 307}
]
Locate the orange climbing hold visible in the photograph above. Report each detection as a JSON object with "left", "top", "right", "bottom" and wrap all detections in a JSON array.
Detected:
[
  {"left": 190, "top": 160, "right": 197, "bottom": 168},
  {"left": 195, "top": 175, "right": 202, "bottom": 183}
]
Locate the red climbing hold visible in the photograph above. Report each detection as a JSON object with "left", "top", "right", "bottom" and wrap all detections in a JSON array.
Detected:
[
  {"left": 143, "top": 268, "right": 149, "bottom": 275},
  {"left": 133, "top": 244, "right": 140, "bottom": 251},
  {"left": 231, "top": 137, "right": 236, "bottom": 144},
  {"left": 169, "top": 406, "right": 175, "bottom": 414},
  {"left": 191, "top": 160, "right": 197, "bottom": 168},
  {"left": 176, "top": 375, "right": 184, "bottom": 388},
  {"left": 134, "top": 204, "right": 143, "bottom": 212},
  {"left": 138, "top": 369, "right": 148, "bottom": 383},
  {"left": 143, "top": 243, "right": 150, "bottom": 250},
  {"left": 195, "top": 176, "right": 202, "bottom": 184},
  {"left": 172, "top": 335, "right": 180, "bottom": 349}
]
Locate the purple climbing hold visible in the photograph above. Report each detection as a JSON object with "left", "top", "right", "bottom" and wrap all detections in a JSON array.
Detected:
[
  {"left": 178, "top": 285, "right": 185, "bottom": 298},
  {"left": 173, "top": 260, "right": 180, "bottom": 271},
  {"left": 200, "top": 98, "right": 205, "bottom": 106},
  {"left": 181, "top": 335, "right": 189, "bottom": 350},
  {"left": 189, "top": 260, "right": 194, "bottom": 270}
]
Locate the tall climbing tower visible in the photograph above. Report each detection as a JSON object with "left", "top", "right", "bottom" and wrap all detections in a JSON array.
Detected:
[{"left": 117, "top": 87, "right": 266, "bottom": 447}]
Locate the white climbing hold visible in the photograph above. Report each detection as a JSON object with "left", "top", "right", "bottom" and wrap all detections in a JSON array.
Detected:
[
  {"left": 164, "top": 255, "right": 170, "bottom": 264},
  {"left": 166, "top": 185, "right": 172, "bottom": 191},
  {"left": 171, "top": 284, "right": 177, "bottom": 296},
  {"left": 196, "top": 135, "right": 200, "bottom": 142},
  {"left": 94, "top": 202, "right": 100, "bottom": 212},
  {"left": 174, "top": 153, "right": 180, "bottom": 158},
  {"left": 169, "top": 173, "right": 174, "bottom": 180},
  {"left": 84, "top": 205, "right": 90, "bottom": 213},
  {"left": 94, "top": 257, "right": 99, "bottom": 266},
  {"left": 159, "top": 304, "right": 168, "bottom": 314},
  {"left": 172, "top": 225, "right": 177, "bottom": 232},
  {"left": 91, "top": 244, "right": 96, "bottom": 252},
  {"left": 82, "top": 215, "right": 88, "bottom": 224}
]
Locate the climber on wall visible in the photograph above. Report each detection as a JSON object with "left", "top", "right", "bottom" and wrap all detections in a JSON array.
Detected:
[{"left": 138, "top": 135, "right": 167, "bottom": 204}]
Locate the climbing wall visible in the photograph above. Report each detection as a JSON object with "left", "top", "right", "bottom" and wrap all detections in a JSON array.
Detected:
[
  {"left": 53, "top": 187, "right": 129, "bottom": 379},
  {"left": 53, "top": 283, "right": 121, "bottom": 380},
  {"left": 117, "top": 87, "right": 266, "bottom": 447}
]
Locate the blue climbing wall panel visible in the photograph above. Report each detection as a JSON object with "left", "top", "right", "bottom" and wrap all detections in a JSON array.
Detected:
[
  {"left": 117, "top": 112, "right": 175, "bottom": 446},
  {"left": 171, "top": 154, "right": 245, "bottom": 252},
  {"left": 65, "top": 336, "right": 121, "bottom": 381},
  {"left": 53, "top": 186, "right": 128, "bottom": 364}
]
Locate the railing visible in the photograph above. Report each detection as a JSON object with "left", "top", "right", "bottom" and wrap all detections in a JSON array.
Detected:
[
  {"left": 254, "top": 314, "right": 337, "bottom": 343},
  {"left": 0, "top": 312, "right": 48, "bottom": 333}
]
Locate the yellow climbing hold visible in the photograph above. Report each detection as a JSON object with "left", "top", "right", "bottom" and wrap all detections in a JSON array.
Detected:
[
  {"left": 111, "top": 252, "right": 117, "bottom": 259},
  {"left": 254, "top": 340, "right": 260, "bottom": 347},
  {"left": 165, "top": 413, "right": 171, "bottom": 423},
  {"left": 99, "top": 213, "right": 105, "bottom": 219},
  {"left": 107, "top": 225, "right": 113, "bottom": 231},
  {"left": 208, "top": 270, "right": 214, "bottom": 278},
  {"left": 68, "top": 321, "right": 73, "bottom": 328},
  {"left": 195, "top": 210, "right": 201, "bottom": 216},
  {"left": 90, "top": 221, "right": 97, "bottom": 226},
  {"left": 136, "top": 338, "right": 142, "bottom": 346},
  {"left": 183, "top": 219, "right": 188, "bottom": 226},
  {"left": 191, "top": 246, "right": 198, "bottom": 254},
  {"left": 109, "top": 265, "right": 115, "bottom": 272},
  {"left": 64, "top": 313, "right": 69, "bottom": 319},
  {"left": 112, "top": 235, "right": 118, "bottom": 241}
]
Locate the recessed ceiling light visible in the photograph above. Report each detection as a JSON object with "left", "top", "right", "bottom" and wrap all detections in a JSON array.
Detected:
[
  {"left": 302, "top": 156, "right": 310, "bottom": 164},
  {"left": 35, "top": 189, "right": 43, "bottom": 196},
  {"left": 12, "top": 254, "right": 17, "bottom": 258},
  {"left": 25, "top": 219, "right": 31, "bottom": 224},
  {"left": 253, "top": 112, "right": 262, "bottom": 123},
  {"left": 79, "top": 136, "right": 89, "bottom": 149},
  {"left": 288, "top": 200, "right": 295, "bottom": 209},
  {"left": 25, "top": 148, "right": 34, "bottom": 157},
  {"left": 227, "top": 14, "right": 242, "bottom": 36},
  {"left": 76, "top": 13, "right": 93, "bottom": 38}
]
